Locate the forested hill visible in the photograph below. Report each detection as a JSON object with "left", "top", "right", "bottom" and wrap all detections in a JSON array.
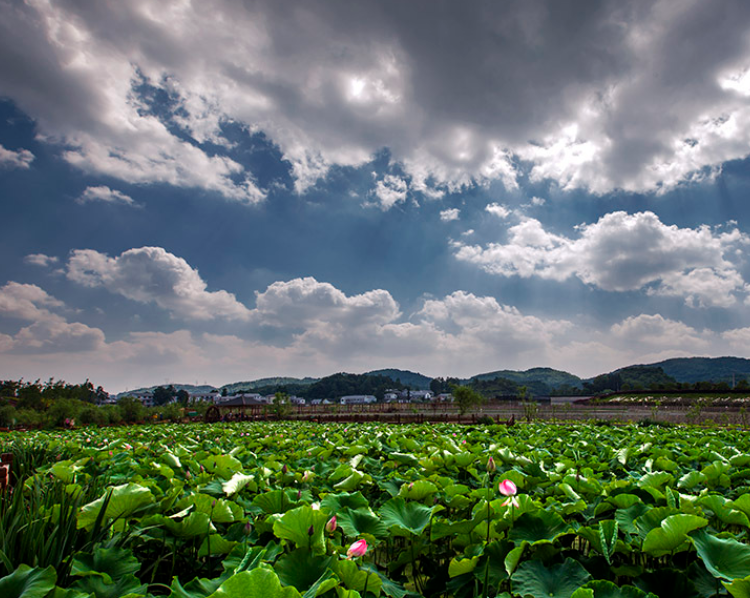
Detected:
[
  {"left": 638, "top": 357, "right": 750, "bottom": 385},
  {"left": 364, "top": 369, "right": 432, "bottom": 389},
  {"left": 470, "top": 367, "right": 584, "bottom": 393}
]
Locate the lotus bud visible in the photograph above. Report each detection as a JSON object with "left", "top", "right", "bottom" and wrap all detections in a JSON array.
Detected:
[
  {"left": 211, "top": 500, "right": 217, "bottom": 508},
  {"left": 408, "top": 482, "right": 414, "bottom": 490},
  {"left": 498, "top": 479, "right": 517, "bottom": 496},
  {"left": 326, "top": 516, "right": 337, "bottom": 533},
  {"left": 244, "top": 521, "right": 253, "bottom": 535},
  {"left": 282, "top": 464, "right": 288, "bottom": 474},
  {"left": 347, "top": 539, "right": 368, "bottom": 559},
  {"left": 307, "top": 525, "right": 314, "bottom": 536},
  {"left": 297, "top": 489, "right": 302, "bottom": 500},
  {"left": 302, "top": 470, "right": 312, "bottom": 482},
  {"left": 487, "top": 456, "right": 496, "bottom": 474}
]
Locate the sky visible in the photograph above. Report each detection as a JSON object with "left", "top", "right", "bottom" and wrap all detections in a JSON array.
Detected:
[{"left": 2, "top": 0, "right": 750, "bottom": 392}]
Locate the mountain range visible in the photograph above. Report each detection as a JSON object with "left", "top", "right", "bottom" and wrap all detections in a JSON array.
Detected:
[{"left": 122, "top": 356, "right": 750, "bottom": 397}]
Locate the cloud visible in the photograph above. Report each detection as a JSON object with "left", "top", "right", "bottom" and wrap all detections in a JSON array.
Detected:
[
  {"left": 485, "top": 203, "right": 510, "bottom": 218},
  {"left": 440, "top": 208, "right": 460, "bottom": 222},
  {"left": 254, "top": 277, "right": 400, "bottom": 329},
  {"left": 66, "top": 247, "right": 252, "bottom": 321},
  {"left": 77, "top": 185, "right": 136, "bottom": 206},
  {"left": 0, "top": 144, "right": 34, "bottom": 169},
  {"left": 4, "top": 1, "right": 750, "bottom": 198},
  {"left": 372, "top": 175, "right": 408, "bottom": 209},
  {"left": 0, "top": 282, "right": 104, "bottom": 352},
  {"left": 24, "top": 254, "right": 59, "bottom": 267},
  {"left": 455, "top": 211, "right": 749, "bottom": 307}
]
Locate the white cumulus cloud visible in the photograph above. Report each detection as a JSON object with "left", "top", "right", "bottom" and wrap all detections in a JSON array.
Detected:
[
  {"left": 0, "top": 144, "right": 34, "bottom": 169},
  {"left": 455, "top": 211, "right": 749, "bottom": 307},
  {"left": 77, "top": 186, "right": 136, "bottom": 206},
  {"left": 66, "top": 247, "right": 253, "bottom": 321},
  {"left": 440, "top": 208, "right": 460, "bottom": 222}
]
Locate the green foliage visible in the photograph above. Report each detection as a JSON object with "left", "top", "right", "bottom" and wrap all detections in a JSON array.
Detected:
[
  {"left": 116, "top": 396, "right": 145, "bottom": 423},
  {"left": 305, "top": 373, "right": 405, "bottom": 401},
  {"left": 451, "top": 384, "right": 484, "bottom": 415}
]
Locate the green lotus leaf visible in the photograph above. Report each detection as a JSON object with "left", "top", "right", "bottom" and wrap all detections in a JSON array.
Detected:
[
  {"left": 71, "top": 574, "right": 147, "bottom": 598},
  {"left": 699, "top": 495, "right": 750, "bottom": 527},
  {"left": 274, "top": 548, "right": 333, "bottom": 592},
  {"left": 573, "top": 580, "right": 657, "bottom": 598},
  {"left": 387, "top": 453, "right": 419, "bottom": 467},
  {"left": 332, "top": 559, "right": 382, "bottom": 597},
  {"left": 200, "top": 455, "right": 243, "bottom": 480},
  {"left": 691, "top": 529, "right": 750, "bottom": 581},
  {"left": 504, "top": 541, "right": 528, "bottom": 577},
  {"left": 448, "top": 557, "right": 478, "bottom": 578},
  {"left": 723, "top": 575, "right": 750, "bottom": 598},
  {"left": 272, "top": 506, "right": 329, "bottom": 554},
  {"left": 334, "top": 471, "right": 365, "bottom": 492},
  {"left": 508, "top": 510, "right": 571, "bottom": 545},
  {"left": 221, "top": 544, "right": 277, "bottom": 576},
  {"left": 188, "top": 494, "right": 242, "bottom": 523},
  {"left": 398, "top": 480, "right": 438, "bottom": 501},
  {"left": 677, "top": 471, "right": 706, "bottom": 490},
  {"left": 336, "top": 508, "right": 388, "bottom": 538},
  {"left": 169, "top": 574, "right": 224, "bottom": 598},
  {"left": 253, "top": 490, "right": 296, "bottom": 514},
  {"left": 321, "top": 492, "right": 370, "bottom": 513},
  {"left": 0, "top": 565, "right": 56, "bottom": 598},
  {"left": 633, "top": 506, "right": 674, "bottom": 541},
  {"left": 71, "top": 547, "right": 141, "bottom": 585},
  {"left": 198, "top": 534, "right": 237, "bottom": 558},
  {"left": 599, "top": 519, "right": 618, "bottom": 564},
  {"left": 513, "top": 558, "right": 591, "bottom": 598},
  {"left": 638, "top": 472, "right": 673, "bottom": 490},
  {"left": 77, "top": 483, "right": 155, "bottom": 530},
  {"left": 206, "top": 566, "right": 301, "bottom": 598},
  {"left": 165, "top": 512, "right": 215, "bottom": 538},
  {"left": 614, "top": 503, "right": 649, "bottom": 536},
  {"left": 642, "top": 514, "right": 708, "bottom": 557},
  {"left": 222, "top": 472, "right": 257, "bottom": 496},
  {"left": 379, "top": 497, "right": 435, "bottom": 536}
]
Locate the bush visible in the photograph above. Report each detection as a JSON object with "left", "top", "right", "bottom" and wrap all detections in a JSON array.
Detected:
[
  {"left": 118, "top": 396, "right": 145, "bottom": 423},
  {"left": 79, "top": 405, "right": 107, "bottom": 426},
  {"left": 0, "top": 404, "right": 17, "bottom": 427},
  {"left": 15, "top": 408, "right": 46, "bottom": 428},
  {"left": 47, "top": 399, "right": 84, "bottom": 428},
  {"left": 101, "top": 404, "right": 123, "bottom": 425},
  {"left": 477, "top": 415, "right": 495, "bottom": 426}
]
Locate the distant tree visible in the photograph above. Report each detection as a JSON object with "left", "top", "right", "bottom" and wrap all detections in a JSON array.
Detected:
[
  {"left": 176, "top": 389, "right": 190, "bottom": 405},
  {"left": 272, "top": 392, "right": 290, "bottom": 419},
  {"left": 118, "top": 396, "right": 145, "bottom": 423},
  {"left": 451, "top": 385, "right": 485, "bottom": 415},
  {"left": 153, "top": 385, "right": 175, "bottom": 406}
]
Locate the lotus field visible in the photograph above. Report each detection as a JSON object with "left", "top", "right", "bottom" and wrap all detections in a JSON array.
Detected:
[{"left": 3, "top": 422, "right": 750, "bottom": 598}]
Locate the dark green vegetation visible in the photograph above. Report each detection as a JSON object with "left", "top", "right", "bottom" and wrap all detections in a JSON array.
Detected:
[
  {"left": 365, "top": 370, "right": 433, "bottom": 391},
  {"left": 3, "top": 422, "right": 750, "bottom": 597}
]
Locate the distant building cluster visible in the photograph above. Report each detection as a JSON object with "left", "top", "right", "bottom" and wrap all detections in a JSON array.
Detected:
[{"left": 112, "top": 387, "right": 452, "bottom": 406}]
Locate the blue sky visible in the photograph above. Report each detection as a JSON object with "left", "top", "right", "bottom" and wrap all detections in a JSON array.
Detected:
[{"left": 2, "top": 0, "right": 750, "bottom": 392}]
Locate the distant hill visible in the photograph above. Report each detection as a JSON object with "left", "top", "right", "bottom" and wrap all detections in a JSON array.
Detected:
[
  {"left": 306, "top": 372, "right": 406, "bottom": 400},
  {"left": 221, "top": 377, "right": 319, "bottom": 394},
  {"left": 470, "top": 367, "right": 584, "bottom": 395},
  {"left": 641, "top": 357, "right": 750, "bottom": 385},
  {"left": 364, "top": 369, "right": 432, "bottom": 389},
  {"left": 121, "top": 384, "right": 217, "bottom": 396}
]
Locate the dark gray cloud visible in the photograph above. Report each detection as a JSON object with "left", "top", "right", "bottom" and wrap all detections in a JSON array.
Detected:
[{"left": 2, "top": 0, "right": 750, "bottom": 199}]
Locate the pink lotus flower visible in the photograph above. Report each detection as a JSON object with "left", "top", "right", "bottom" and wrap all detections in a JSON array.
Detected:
[
  {"left": 499, "top": 479, "right": 519, "bottom": 508},
  {"left": 347, "top": 539, "right": 368, "bottom": 559},
  {"left": 326, "top": 515, "right": 337, "bottom": 533}
]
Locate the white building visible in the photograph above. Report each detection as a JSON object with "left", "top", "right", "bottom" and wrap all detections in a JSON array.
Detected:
[{"left": 340, "top": 395, "right": 377, "bottom": 405}]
